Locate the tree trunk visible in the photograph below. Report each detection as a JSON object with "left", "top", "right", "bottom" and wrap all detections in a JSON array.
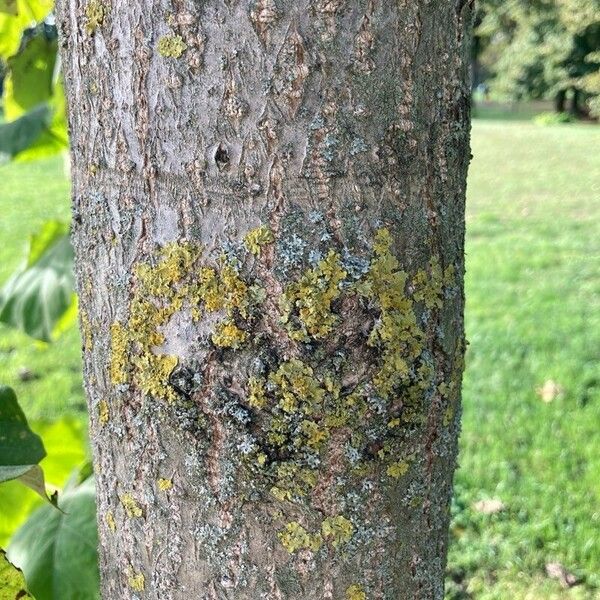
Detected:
[
  {"left": 57, "top": 1, "right": 471, "bottom": 598},
  {"left": 569, "top": 87, "right": 583, "bottom": 118},
  {"left": 555, "top": 89, "right": 567, "bottom": 113}
]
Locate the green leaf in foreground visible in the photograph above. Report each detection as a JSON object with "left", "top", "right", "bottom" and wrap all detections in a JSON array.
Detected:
[
  {"left": 0, "top": 0, "right": 18, "bottom": 16},
  {"left": 0, "top": 386, "right": 46, "bottom": 479},
  {"left": 0, "top": 549, "right": 33, "bottom": 599},
  {"left": 0, "top": 103, "right": 51, "bottom": 162},
  {"left": 0, "top": 417, "right": 88, "bottom": 547},
  {"left": 0, "top": 221, "right": 75, "bottom": 342},
  {"left": 2, "top": 23, "right": 68, "bottom": 162},
  {"left": 0, "top": 386, "right": 58, "bottom": 507},
  {"left": 8, "top": 477, "right": 99, "bottom": 600},
  {"left": 4, "top": 25, "right": 58, "bottom": 117}
]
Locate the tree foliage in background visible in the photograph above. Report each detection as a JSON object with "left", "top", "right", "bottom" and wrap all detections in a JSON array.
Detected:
[
  {"left": 0, "top": 386, "right": 98, "bottom": 599},
  {"left": 475, "top": 0, "right": 600, "bottom": 115},
  {"left": 0, "top": 220, "right": 76, "bottom": 342},
  {"left": 0, "top": 1, "right": 76, "bottom": 343},
  {"left": 0, "top": 0, "right": 67, "bottom": 161}
]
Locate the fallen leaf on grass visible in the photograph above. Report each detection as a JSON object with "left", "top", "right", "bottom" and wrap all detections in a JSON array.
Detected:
[
  {"left": 536, "top": 380, "right": 563, "bottom": 403},
  {"left": 472, "top": 499, "right": 505, "bottom": 514},
  {"left": 545, "top": 562, "right": 579, "bottom": 588}
]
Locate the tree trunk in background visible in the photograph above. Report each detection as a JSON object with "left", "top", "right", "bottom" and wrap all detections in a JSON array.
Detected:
[
  {"left": 570, "top": 87, "right": 583, "bottom": 117},
  {"left": 555, "top": 89, "right": 567, "bottom": 113},
  {"left": 57, "top": 1, "right": 471, "bottom": 598}
]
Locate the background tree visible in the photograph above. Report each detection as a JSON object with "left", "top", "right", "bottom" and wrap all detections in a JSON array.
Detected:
[
  {"left": 475, "top": 0, "right": 600, "bottom": 115},
  {"left": 55, "top": 1, "right": 472, "bottom": 598}
]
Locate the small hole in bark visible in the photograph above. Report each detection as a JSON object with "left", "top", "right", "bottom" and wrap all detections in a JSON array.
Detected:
[{"left": 215, "top": 144, "right": 230, "bottom": 168}]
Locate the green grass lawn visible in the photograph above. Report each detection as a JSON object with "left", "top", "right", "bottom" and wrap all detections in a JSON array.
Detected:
[
  {"left": 0, "top": 119, "right": 599, "bottom": 598},
  {"left": 449, "top": 120, "right": 600, "bottom": 599}
]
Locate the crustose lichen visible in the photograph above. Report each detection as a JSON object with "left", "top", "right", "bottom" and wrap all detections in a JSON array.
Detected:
[
  {"left": 84, "top": 0, "right": 108, "bottom": 35},
  {"left": 157, "top": 35, "right": 188, "bottom": 58}
]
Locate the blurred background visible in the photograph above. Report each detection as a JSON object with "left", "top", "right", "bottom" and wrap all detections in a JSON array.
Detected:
[{"left": 0, "top": 1, "right": 599, "bottom": 599}]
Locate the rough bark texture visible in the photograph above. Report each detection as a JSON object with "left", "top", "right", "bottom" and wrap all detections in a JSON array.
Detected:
[{"left": 57, "top": 1, "right": 472, "bottom": 598}]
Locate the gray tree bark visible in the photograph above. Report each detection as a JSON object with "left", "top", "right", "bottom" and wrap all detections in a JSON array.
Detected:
[{"left": 57, "top": 1, "right": 472, "bottom": 598}]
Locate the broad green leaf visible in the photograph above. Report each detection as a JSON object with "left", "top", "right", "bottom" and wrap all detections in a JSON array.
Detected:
[
  {"left": 8, "top": 477, "right": 99, "bottom": 600},
  {"left": 17, "top": 465, "right": 57, "bottom": 509},
  {"left": 51, "top": 293, "right": 78, "bottom": 339},
  {"left": 0, "top": 0, "right": 18, "bottom": 15},
  {"left": 4, "top": 25, "right": 58, "bottom": 119},
  {"left": 0, "top": 387, "right": 57, "bottom": 507},
  {"left": 14, "top": 77, "right": 68, "bottom": 162},
  {"left": 22, "top": 0, "right": 54, "bottom": 21},
  {"left": 0, "top": 222, "right": 74, "bottom": 342},
  {"left": 0, "top": 103, "right": 50, "bottom": 161},
  {"left": 33, "top": 418, "right": 88, "bottom": 487},
  {"left": 0, "top": 549, "right": 33, "bottom": 599},
  {"left": 1, "top": 15, "right": 67, "bottom": 161},
  {"left": 0, "top": 480, "right": 37, "bottom": 547},
  {"left": 0, "top": 386, "right": 46, "bottom": 479},
  {"left": 27, "top": 220, "right": 68, "bottom": 267},
  {"left": 0, "top": 14, "right": 29, "bottom": 60},
  {"left": 0, "top": 417, "right": 88, "bottom": 546},
  {"left": 0, "top": 1, "right": 53, "bottom": 60}
]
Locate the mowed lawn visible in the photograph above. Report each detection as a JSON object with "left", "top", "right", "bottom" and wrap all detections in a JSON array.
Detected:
[{"left": 0, "top": 119, "right": 599, "bottom": 598}]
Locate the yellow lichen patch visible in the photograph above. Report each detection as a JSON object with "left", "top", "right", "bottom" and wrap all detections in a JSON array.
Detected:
[
  {"left": 244, "top": 225, "right": 274, "bottom": 256},
  {"left": 386, "top": 460, "right": 409, "bottom": 479},
  {"left": 346, "top": 584, "right": 367, "bottom": 600},
  {"left": 270, "top": 486, "right": 291, "bottom": 502},
  {"left": 109, "top": 321, "right": 130, "bottom": 385},
  {"left": 135, "top": 242, "right": 199, "bottom": 298},
  {"left": 269, "top": 359, "right": 326, "bottom": 413},
  {"left": 278, "top": 522, "right": 322, "bottom": 553},
  {"left": 157, "top": 34, "right": 187, "bottom": 58},
  {"left": 193, "top": 260, "right": 250, "bottom": 318},
  {"left": 280, "top": 250, "right": 347, "bottom": 340},
  {"left": 443, "top": 405, "right": 455, "bottom": 427},
  {"left": 247, "top": 377, "right": 267, "bottom": 409},
  {"left": 412, "top": 256, "right": 452, "bottom": 310},
  {"left": 80, "top": 311, "right": 93, "bottom": 351},
  {"left": 300, "top": 419, "right": 329, "bottom": 450},
  {"left": 256, "top": 452, "right": 267, "bottom": 467},
  {"left": 323, "top": 388, "right": 365, "bottom": 429},
  {"left": 270, "top": 464, "right": 318, "bottom": 501},
  {"left": 437, "top": 381, "right": 454, "bottom": 399},
  {"left": 105, "top": 510, "right": 116, "bottom": 532},
  {"left": 84, "top": 0, "right": 107, "bottom": 35},
  {"left": 98, "top": 400, "right": 110, "bottom": 426},
  {"left": 120, "top": 493, "right": 143, "bottom": 518},
  {"left": 321, "top": 515, "right": 354, "bottom": 547},
  {"left": 196, "top": 267, "right": 222, "bottom": 312},
  {"left": 211, "top": 320, "right": 247, "bottom": 349},
  {"left": 114, "top": 244, "right": 195, "bottom": 402},
  {"left": 119, "top": 245, "right": 253, "bottom": 404},
  {"left": 133, "top": 352, "right": 178, "bottom": 403},
  {"left": 444, "top": 264, "right": 457, "bottom": 288},
  {"left": 267, "top": 415, "right": 289, "bottom": 447},
  {"left": 219, "top": 261, "right": 250, "bottom": 317},
  {"left": 359, "top": 228, "right": 425, "bottom": 399},
  {"left": 126, "top": 570, "right": 145, "bottom": 592},
  {"left": 126, "top": 298, "right": 169, "bottom": 347},
  {"left": 157, "top": 478, "right": 173, "bottom": 491}
]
